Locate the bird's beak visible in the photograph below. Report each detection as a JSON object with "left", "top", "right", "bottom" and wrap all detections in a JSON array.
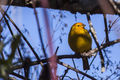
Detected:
[{"left": 82, "top": 24, "right": 86, "bottom": 27}]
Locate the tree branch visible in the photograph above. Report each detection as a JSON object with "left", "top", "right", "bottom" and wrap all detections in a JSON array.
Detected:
[
  {"left": 0, "top": 0, "right": 120, "bottom": 14},
  {"left": 58, "top": 61, "right": 96, "bottom": 80},
  {"left": 103, "top": 14, "right": 109, "bottom": 43},
  {"left": 61, "top": 68, "right": 69, "bottom": 80},
  {"left": 87, "top": 12, "right": 105, "bottom": 72},
  {"left": 0, "top": 7, "right": 42, "bottom": 62},
  {"left": 10, "top": 72, "right": 26, "bottom": 80},
  {"left": 11, "top": 38, "right": 120, "bottom": 70},
  {"left": 109, "top": 0, "right": 120, "bottom": 14}
]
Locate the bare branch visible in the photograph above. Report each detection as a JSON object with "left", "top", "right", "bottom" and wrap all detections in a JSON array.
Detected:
[
  {"left": 10, "top": 72, "right": 26, "bottom": 80},
  {"left": 58, "top": 61, "right": 97, "bottom": 80},
  {"left": 61, "top": 68, "right": 69, "bottom": 80},
  {"left": 0, "top": 0, "right": 13, "bottom": 22},
  {"left": 3, "top": 14, "right": 24, "bottom": 61},
  {"left": 11, "top": 38, "right": 120, "bottom": 70},
  {"left": 0, "top": 7, "right": 42, "bottom": 62},
  {"left": 72, "top": 58, "right": 80, "bottom": 80},
  {"left": 103, "top": 14, "right": 109, "bottom": 43},
  {"left": 86, "top": 12, "right": 105, "bottom": 72},
  {"left": 32, "top": 0, "right": 48, "bottom": 60}
]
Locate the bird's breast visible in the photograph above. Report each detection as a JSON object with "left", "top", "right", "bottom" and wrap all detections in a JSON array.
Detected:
[{"left": 68, "top": 33, "right": 92, "bottom": 53}]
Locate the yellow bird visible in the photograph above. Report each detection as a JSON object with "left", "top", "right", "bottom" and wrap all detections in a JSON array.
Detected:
[{"left": 68, "top": 22, "right": 92, "bottom": 70}]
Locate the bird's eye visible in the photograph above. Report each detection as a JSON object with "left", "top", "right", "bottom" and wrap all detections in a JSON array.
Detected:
[{"left": 77, "top": 25, "right": 80, "bottom": 27}]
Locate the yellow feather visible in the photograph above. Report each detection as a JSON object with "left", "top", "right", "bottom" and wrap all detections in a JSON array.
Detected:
[
  {"left": 68, "top": 23, "right": 92, "bottom": 70},
  {"left": 68, "top": 23, "right": 92, "bottom": 53}
]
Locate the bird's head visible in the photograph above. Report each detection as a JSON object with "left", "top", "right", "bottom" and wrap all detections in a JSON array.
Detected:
[
  {"left": 71, "top": 23, "right": 86, "bottom": 30},
  {"left": 74, "top": 23, "right": 85, "bottom": 27}
]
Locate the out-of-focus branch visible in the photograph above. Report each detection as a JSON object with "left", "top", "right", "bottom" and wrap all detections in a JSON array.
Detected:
[
  {"left": 109, "top": 0, "right": 120, "bottom": 14},
  {"left": 11, "top": 38, "right": 120, "bottom": 70},
  {"left": 0, "top": 7, "right": 41, "bottom": 62},
  {"left": 0, "top": 0, "right": 120, "bottom": 14},
  {"left": 32, "top": 0, "right": 47, "bottom": 61},
  {"left": 0, "top": 0, "right": 13, "bottom": 22},
  {"left": 0, "top": 26, "right": 4, "bottom": 60},
  {"left": 3, "top": 16, "right": 30, "bottom": 78},
  {"left": 97, "top": 0, "right": 115, "bottom": 14},
  {"left": 58, "top": 61, "right": 97, "bottom": 80},
  {"left": 86, "top": 12, "right": 105, "bottom": 72},
  {"left": 40, "top": 0, "right": 57, "bottom": 80},
  {"left": 3, "top": 15, "right": 24, "bottom": 61},
  {"left": 39, "top": 64, "right": 51, "bottom": 80},
  {"left": 32, "top": 0, "right": 57, "bottom": 79}
]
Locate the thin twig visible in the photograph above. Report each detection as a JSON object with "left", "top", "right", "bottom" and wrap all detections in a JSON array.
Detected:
[
  {"left": 45, "top": 21, "right": 62, "bottom": 49},
  {"left": 109, "top": 17, "right": 120, "bottom": 31},
  {"left": 106, "top": 72, "right": 116, "bottom": 80},
  {"left": 61, "top": 76, "right": 73, "bottom": 80},
  {"left": 58, "top": 61, "right": 97, "bottom": 80},
  {"left": 55, "top": 46, "right": 59, "bottom": 55},
  {"left": 103, "top": 14, "right": 109, "bottom": 43},
  {"left": 86, "top": 12, "right": 105, "bottom": 72},
  {"left": 100, "top": 16, "right": 119, "bottom": 44},
  {"left": 0, "top": 0, "right": 13, "bottom": 22},
  {"left": 0, "top": 7, "right": 41, "bottom": 62},
  {"left": 10, "top": 72, "right": 26, "bottom": 80},
  {"left": 72, "top": 58, "right": 80, "bottom": 80},
  {"left": 3, "top": 15, "right": 24, "bottom": 61},
  {"left": 81, "top": 53, "right": 97, "bottom": 80},
  {"left": 103, "top": 49, "right": 113, "bottom": 68},
  {"left": 32, "top": 0, "right": 48, "bottom": 60},
  {"left": 61, "top": 68, "right": 69, "bottom": 80}
]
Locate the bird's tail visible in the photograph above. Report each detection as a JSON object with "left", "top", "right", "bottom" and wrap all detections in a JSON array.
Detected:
[{"left": 82, "top": 57, "right": 90, "bottom": 70}]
